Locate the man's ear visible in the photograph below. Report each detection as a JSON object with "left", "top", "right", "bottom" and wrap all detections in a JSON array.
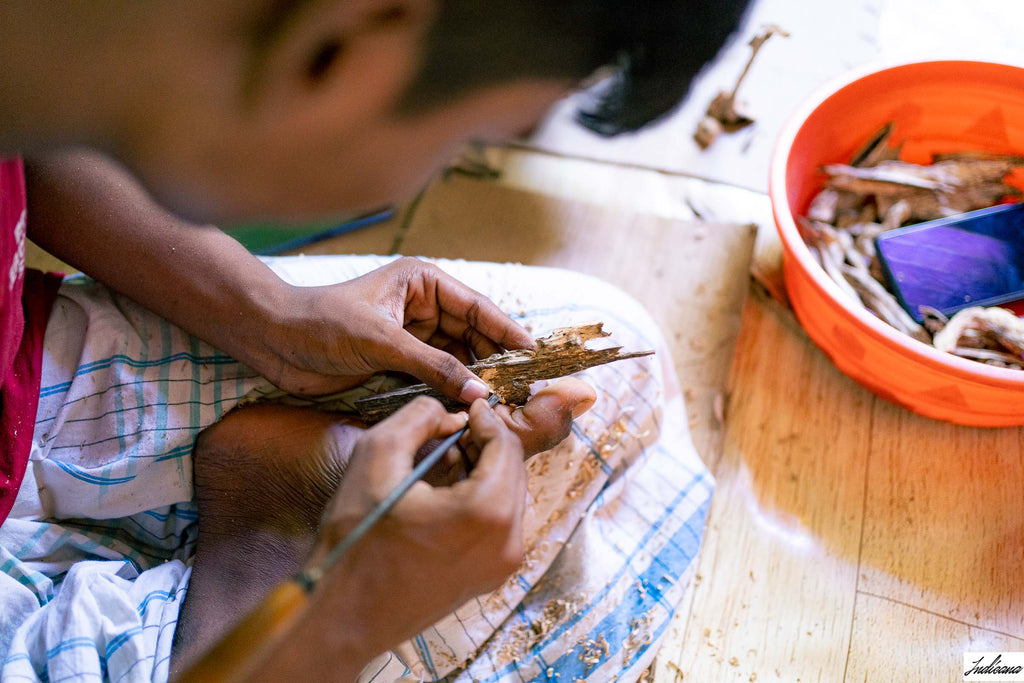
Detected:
[{"left": 247, "top": 0, "right": 435, "bottom": 123}]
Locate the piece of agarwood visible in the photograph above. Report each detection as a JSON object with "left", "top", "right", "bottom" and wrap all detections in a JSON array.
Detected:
[
  {"left": 798, "top": 123, "right": 1024, "bottom": 370},
  {"left": 693, "top": 24, "right": 789, "bottom": 149},
  {"left": 849, "top": 122, "right": 899, "bottom": 168},
  {"left": 932, "top": 151, "right": 1024, "bottom": 166},
  {"left": 354, "top": 323, "right": 654, "bottom": 424}
]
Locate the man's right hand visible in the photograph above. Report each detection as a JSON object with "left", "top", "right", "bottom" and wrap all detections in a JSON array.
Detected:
[{"left": 254, "top": 396, "right": 528, "bottom": 681}]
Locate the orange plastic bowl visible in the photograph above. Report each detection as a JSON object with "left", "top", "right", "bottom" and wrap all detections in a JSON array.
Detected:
[{"left": 770, "top": 60, "right": 1024, "bottom": 426}]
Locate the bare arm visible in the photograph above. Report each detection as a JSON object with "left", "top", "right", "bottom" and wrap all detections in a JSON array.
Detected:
[
  {"left": 24, "top": 150, "right": 535, "bottom": 398},
  {"left": 25, "top": 150, "right": 291, "bottom": 377}
]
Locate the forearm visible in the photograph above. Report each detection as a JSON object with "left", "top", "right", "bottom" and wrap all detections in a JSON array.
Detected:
[
  {"left": 247, "top": 583, "right": 373, "bottom": 683},
  {"left": 24, "top": 150, "right": 289, "bottom": 374}
]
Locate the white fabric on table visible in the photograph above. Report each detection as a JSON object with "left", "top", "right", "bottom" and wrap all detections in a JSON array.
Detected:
[{"left": 0, "top": 256, "right": 713, "bottom": 683}]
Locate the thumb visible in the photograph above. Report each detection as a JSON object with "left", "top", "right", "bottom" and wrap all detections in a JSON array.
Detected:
[
  {"left": 498, "top": 379, "right": 597, "bottom": 455},
  {"left": 391, "top": 332, "right": 490, "bottom": 404}
]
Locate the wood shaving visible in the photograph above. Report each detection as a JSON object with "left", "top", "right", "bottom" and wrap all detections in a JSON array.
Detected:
[
  {"left": 933, "top": 307, "right": 1024, "bottom": 359},
  {"left": 577, "top": 633, "right": 610, "bottom": 667},
  {"left": 694, "top": 25, "right": 789, "bottom": 148},
  {"left": 355, "top": 322, "right": 653, "bottom": 422},
  {"left": 490, "top": 597, "right": 580, "bottom": 666},
  {"left": 622, "top": 614, "right": 654, "bottom": 660}
]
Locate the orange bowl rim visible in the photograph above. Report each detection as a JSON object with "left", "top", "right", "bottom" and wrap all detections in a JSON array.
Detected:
[{"left": 769, "top": 58, "right": 1024, "bottom": 389}]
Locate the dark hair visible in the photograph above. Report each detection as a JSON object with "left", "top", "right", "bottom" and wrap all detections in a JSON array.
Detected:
[{"left": 397, "top": 0, "right": 752, "bottom": 136}]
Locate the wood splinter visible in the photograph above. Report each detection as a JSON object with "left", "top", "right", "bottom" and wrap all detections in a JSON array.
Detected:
[
  {"left": 354, "top": 323, "right": 654, "bottom": 424},
  {"left": 694, "top": 24, "right": 789, "bottom": 149}
]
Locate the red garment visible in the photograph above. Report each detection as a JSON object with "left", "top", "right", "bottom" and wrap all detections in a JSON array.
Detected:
[{"left": 0, "top": 158, "right": 62, "bottom": 524}]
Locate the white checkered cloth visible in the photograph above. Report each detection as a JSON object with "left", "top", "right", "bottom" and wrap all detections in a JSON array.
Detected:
[{"left": 0, "top": 256, "right": 713, "bottom": 683}]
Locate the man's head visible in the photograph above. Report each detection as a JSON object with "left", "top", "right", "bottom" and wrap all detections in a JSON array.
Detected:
[{"left": 0, "top": 0, "right": 749, "bottom": 223}]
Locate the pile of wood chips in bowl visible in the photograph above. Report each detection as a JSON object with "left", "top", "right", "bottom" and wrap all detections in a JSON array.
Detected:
[{"left": 800, "top": 123, "right": 1024, "bottom": 370}]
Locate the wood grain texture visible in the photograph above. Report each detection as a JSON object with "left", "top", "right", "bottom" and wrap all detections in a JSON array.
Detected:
[
  {"left": 661, "top": 288, "right": 873, "bottom": 682},
  {"left": 859, "top": 403, "right": 1024, "bottom": 638},
  {"left": 656, "top": 239, "right": 1024, "bottom": 681},
  {"left": 845, "top": 593, "right": 1024, "bottom": 683},
  {"left": 354, "top": 324, "right": 653, "bottom": 422}
]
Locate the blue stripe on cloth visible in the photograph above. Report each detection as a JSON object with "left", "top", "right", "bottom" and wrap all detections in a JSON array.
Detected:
[
  {"left": 414, "top": 634, "right": 438, "bottom": 679},
  {"left": 152, "top": 584, "right": 190, "bottom": 673},
  {"left": 470, "top": 472, "right": 708, "bottom": 683},
  {"left": 213, "top": 350, "right": 225, "bottom": 422},
  {"left": 154, "top": 444, "right": 193, "bottom": 463},
  {"left": 150, "top": 321, "right": 174, "bottom": 487},
  {"left": 429, "top": 627, "right": 460, "bottom": 671},
  {"left": 13, "top": 524, "right": 51, "bottom": 559},
  {"left": 589, "top": 503, "right": 675, "bottom": 615},
  {"left": 3, "top": 653, "right": 31, "bottom": 666},
  {"left": 35, "top": 381, "right": 245, "bottom": 428},
  {"left": 527, "top": 498, "right": 711, "bottom": 682},
  {"left": 141, "top": 507, "right": 197, "bottom": 523},
  {"left": 3, "top": 529, "right": 58, "bottom": 601},
  {"left": 605, "top": 475, "right": 709, "bottom": 575},
  {"left": 46, "top": 636, "right": 99, "bottom": 660},
  {"left": 38, "top": 354, "right": 236, "bottom": 398},
  {"left": 52, "top": 460, "right": 135, "bottom": 486},
  {"left": 602, "top": 534, "right": 686, "bottom": 615},
  {"left": 185, "top": 335, "right": 202, "bottom": 482},
  {"left": 569, "top": 424, "right": 615, "bottom": 474},
  {"left": 110, "top": 347, "right": 130, "bottom": 490},
  {"left": 599, "top": 360, "right": 659, "bottom": 425},
  {"left": 40, "top": 396, "right": 240, "bottom": 429},
  {"left": 125, "top": 313, "right": 152, "bottom": 496},
  {"left": 137, "top": 590, "right": 177, "bottom": 616},
  {"left": 46, "top": 428, "right": 198, "bottom": 453},
  {"left": 565, "top": 367, "right": 659, "bottom": 475},
  {"left": 533, "top": 652, "right": 551, "bottom": 680},
  {"left": 6, "top": 574, "right": 50, "bottom": 604},
  {"left": 106, "top": 626, "right": 144, "bottom": 658},
  {"left": 48, "top": 523, "right": 167, "bottom": 567}
]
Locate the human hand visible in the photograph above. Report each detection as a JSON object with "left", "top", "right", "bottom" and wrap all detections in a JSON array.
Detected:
[
  {"left": 258, "top": 257, "right": 535, "bottom": 399},
  {"left": 419, "top": 377, "right": 597, "bottom": 487},
  {"left": 254, "top": 397, "right": 527, "bottom": 679},
  {"left": 494, "top": 378, "right": 596, "bottom": 455}
]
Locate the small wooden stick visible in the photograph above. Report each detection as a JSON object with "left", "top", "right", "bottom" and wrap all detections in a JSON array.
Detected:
[{"left": 354, "top": 323, "right": 654, "bottom": 424}]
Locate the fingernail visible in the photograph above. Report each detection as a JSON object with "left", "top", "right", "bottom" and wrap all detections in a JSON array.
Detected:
[
  {"left": 571, "top": 396, "right": 596, "bottom": 419},
  {"left": 460, "top": 378, "right": 489, "bottom": 404}
]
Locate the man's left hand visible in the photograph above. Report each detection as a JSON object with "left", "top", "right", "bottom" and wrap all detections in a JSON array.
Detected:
[{"left": 259, "top": 257, "right": 536, "bottom": 400}]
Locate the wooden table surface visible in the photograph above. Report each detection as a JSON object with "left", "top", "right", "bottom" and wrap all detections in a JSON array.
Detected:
[{"left": 656, "top": 283, "right": 1024, "bottom": 683}]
